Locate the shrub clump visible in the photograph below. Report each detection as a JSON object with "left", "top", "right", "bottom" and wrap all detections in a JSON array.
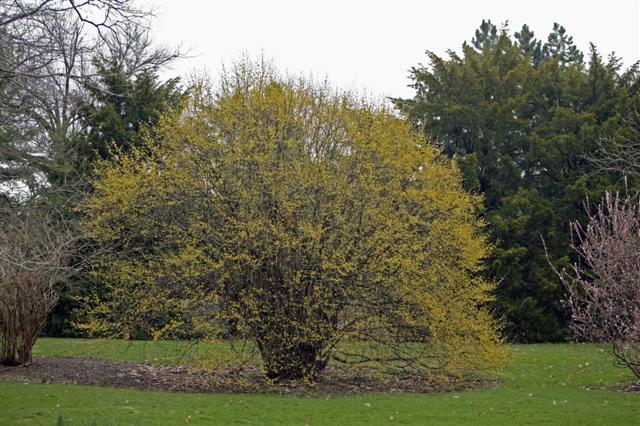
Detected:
[{"left": 82, "top": 61, "right": 506, "bottom": 381}]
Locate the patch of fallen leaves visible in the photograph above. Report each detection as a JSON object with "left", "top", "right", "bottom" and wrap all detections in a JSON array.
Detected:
[
  {"left": 616, "top": 381, "right": 640, "bottom": 393},
  {"left": 0, "top": 356, "right": 499, "bottom": 396}
]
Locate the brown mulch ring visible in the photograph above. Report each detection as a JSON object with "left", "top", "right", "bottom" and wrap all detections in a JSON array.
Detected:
[
  {"left": 615, "top": 381, "right": 640, "bottom": 393},
  {"left": 0, "top": 356, "right": 498, "bottom": 396}
]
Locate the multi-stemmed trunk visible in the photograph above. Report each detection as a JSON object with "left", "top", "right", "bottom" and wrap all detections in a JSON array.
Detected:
[
  {"left": 256, "top": 336, "right": 329, "bottom": 381},
  {"left": 0, "top": 307, "right": 19, "bottom": 366},
  {"left": 250, "top": 289, "right": 336, "bottom": 381},
  {"left": 0, "top": 292, "right": 53, "bottom": 366},
  {"left": 1, "top": 336, "right": 18, "bottom": 366}
]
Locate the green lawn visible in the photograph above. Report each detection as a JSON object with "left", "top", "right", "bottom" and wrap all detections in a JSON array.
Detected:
[
  {"left": 0, "top": 339, "right": 638, "bottom": 425},
  {"left": 32, "top": 337, "right": 257, "bottom": 366}
]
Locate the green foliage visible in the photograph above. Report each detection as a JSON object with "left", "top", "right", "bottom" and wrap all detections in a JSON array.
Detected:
[
  {"left": 514, "top": 24, "right": 543, "bottom": 64},
  {"left": 82, "top": 61, "right": 505, "bottom": 380},
  {"left": 41, "top": 60, "right": 184, "bottom": 338},
  {"left": 471, "top": 19, "right": 499, "bottom": 49},
  {"left": 80, "top": 62, "right": 184, "bottom": 165},
  {"left": 395, "top": 21, "right": 638, "bottom": 342},
  {"left": 544, "top": 23, "right": 583, "bottom": 65}
]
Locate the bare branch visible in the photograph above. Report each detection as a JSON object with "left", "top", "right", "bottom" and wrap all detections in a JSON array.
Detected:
[
  {"left": 590, "top": 109, "right": 640, "bottom": 177},
  {"left": 0, "top": 206, "right": 81, "bottom": 365},
  {"left": 555, "top": 191, "right": 640, "bottom": 379}
]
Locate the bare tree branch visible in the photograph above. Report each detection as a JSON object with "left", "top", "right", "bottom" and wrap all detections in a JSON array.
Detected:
[
  {"left": 556, "top": 191, "right": 640, "bottom": 379},
  {"left": 590, "top": 108, "right": 640, "bottom": 177},
  {"left": 0, "top": 206, "right": 81, "bottom": 366}
]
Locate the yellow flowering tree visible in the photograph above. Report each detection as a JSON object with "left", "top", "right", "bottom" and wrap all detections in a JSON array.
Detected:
[{"left": 83, "top": 62, "right": 505, "bottom": 380}]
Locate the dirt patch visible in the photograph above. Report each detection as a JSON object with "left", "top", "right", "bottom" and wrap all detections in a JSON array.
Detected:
[
  {"left": 616, "top": 381, "right": 640, "bottom": 392},
  {"left": 0, "top": 356, "right": 498, "bottom": 395}
]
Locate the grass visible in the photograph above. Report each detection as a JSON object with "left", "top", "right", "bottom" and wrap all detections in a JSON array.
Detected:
[
  {"left": 32, "top": 337, "right": 257, "bottom": 366},
  {"left": 0, "top": 339, "right": 638, "bottom": 425}
]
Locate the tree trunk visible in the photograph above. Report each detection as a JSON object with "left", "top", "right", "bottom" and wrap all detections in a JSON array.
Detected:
[
  {"left": 17, "top": 342, "right": 33, "bottom": 366},
  {"left": 1, "top": 309, "right": 19, "bottom": 366},
  {"left": 258, "top": 339, "right": 328, "bottom": 381},
  {"left": 1, "top": 333, "right": 18, "bottom": 366}
]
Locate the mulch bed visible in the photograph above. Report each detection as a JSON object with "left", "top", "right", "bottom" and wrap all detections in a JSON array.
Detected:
[
  {"left": 0, "top": 356, "right": 498, "bottom": 395},
  {"left": 616, "top": 381, "right": 640, "bottom": 393}
]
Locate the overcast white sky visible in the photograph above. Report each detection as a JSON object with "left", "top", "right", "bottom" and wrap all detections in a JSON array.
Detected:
[{"left": 146, "top": 0, "right": 640, "bottom": 99}]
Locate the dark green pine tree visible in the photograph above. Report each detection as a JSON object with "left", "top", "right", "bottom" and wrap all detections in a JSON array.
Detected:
[
  {"left": 80, "top": 62, "right": 184, "bottom": 167},
  {"left": 395, "top": 21, "right": 630, "bottom": 342},
  {"left": 43, "top": 61, "right": 184, "bottom": 337},
  {"left": 543, "top": 23, "right": 584, "bottom": 65},
  {"left": 514, "top": 24, "right": 543, "bottom": 65},
  {"left": 471, "top": 19, "right": 498, "bottom": 49}
]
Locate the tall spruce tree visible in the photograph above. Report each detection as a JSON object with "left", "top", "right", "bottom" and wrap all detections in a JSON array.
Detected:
[
  {"left": 395, "top": 21, "right": 633, "bottom": 342},
  {"left": 472, "top": 19, "right": 499, "bottom": 49},
  {"left": 544, "top": 23, "right": 584, "bottom": 65},
  {"left": 80, "top": 62, "right": 183, "bottom": 164},
  {"left": 514, "top": 24, "right": 543, "bottom": 64}
]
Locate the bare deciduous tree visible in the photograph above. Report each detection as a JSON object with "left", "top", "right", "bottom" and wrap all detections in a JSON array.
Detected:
[
  {"left": 1, "top": 0, "right": 179, "bottom": 80},
  {"left": 0, "top": 207, "right": 79, "bottom": 365},
  {"left": 590, "top": 107, "right": 640, "bottom": 178},
  {"left": 557, "top": 192, "right": 640, "bottom": 379},
  {"left": 0, "top": 0, "right": 180, "bottom": 198},
  {"left": 0, "top": 1, "right": 147, "bottom": 42}
]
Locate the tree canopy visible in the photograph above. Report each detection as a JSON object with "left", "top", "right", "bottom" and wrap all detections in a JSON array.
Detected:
[
  {"left": 82, "top": 62, "right": 505, "bottom": 380},
  {"left": 395, "top": 20, "right": 639, "bottom": 342}
]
